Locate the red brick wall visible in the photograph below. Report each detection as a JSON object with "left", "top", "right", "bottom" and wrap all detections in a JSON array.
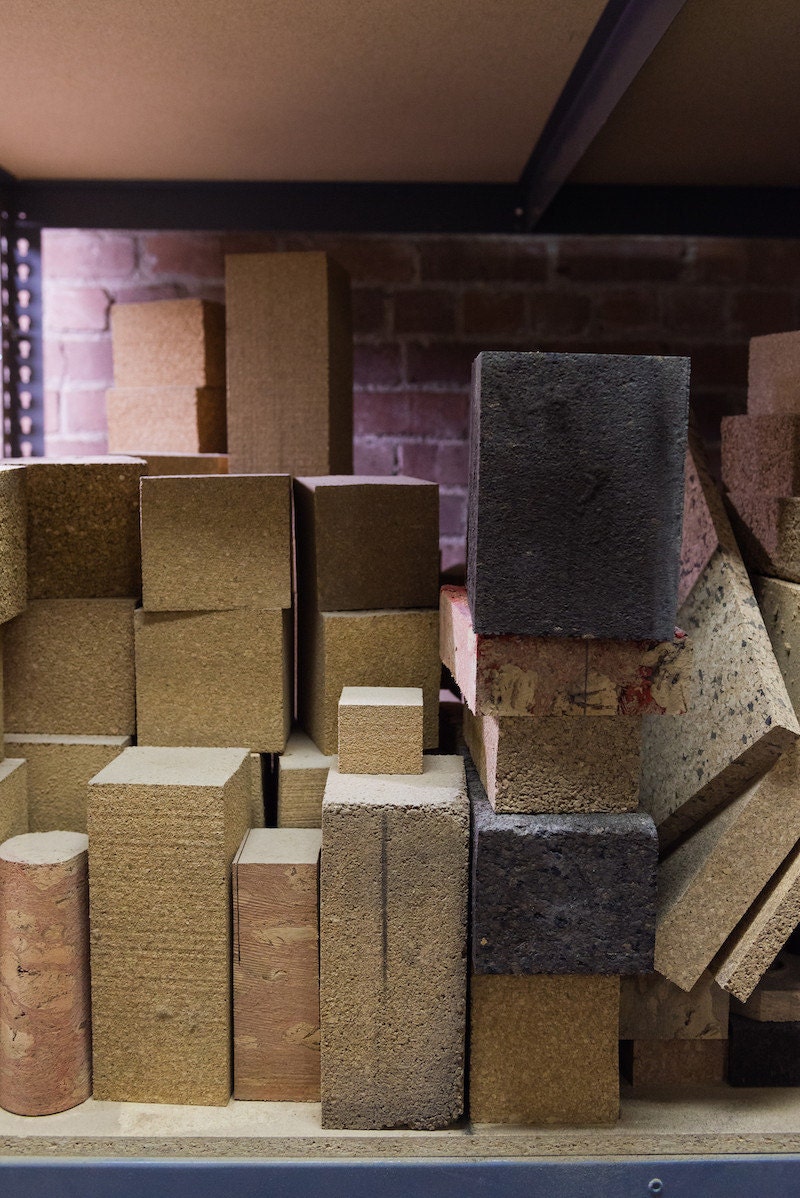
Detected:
[{"left": 43, "top": 230, "right": 800, "bottom": 568}]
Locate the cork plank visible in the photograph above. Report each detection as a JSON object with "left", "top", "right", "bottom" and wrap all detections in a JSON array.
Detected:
[
  {"left": 106, "top": 385, "right": 227, "bottom": 456},
  {"left": 731, "top": 952, "right": 800, "bottom": 1022},
  {"left": 277, "top": 730, "right": 332, "bottom": 829},
  {"left": 337, "top": 686, "right": 423, "bottom": 775},
  {"left": 110, "top": 298, "right": 225, "bottom": 389},
  {"left": 4, "top": 734, "right": 131, "bottom": 834}
]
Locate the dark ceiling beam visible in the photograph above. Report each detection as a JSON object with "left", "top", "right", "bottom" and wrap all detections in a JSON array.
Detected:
[{"left": 520, "top": 0, "right": 688, "bottom": 231}]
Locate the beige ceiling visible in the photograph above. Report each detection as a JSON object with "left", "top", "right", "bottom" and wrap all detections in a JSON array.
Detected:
[{"left": 1, "top": 0, "right": 606, "bottom": 182}]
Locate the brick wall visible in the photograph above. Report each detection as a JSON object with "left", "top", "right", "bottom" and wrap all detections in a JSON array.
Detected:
[{"left": 42, "top": 229, "right": 800, "bottom": 568}]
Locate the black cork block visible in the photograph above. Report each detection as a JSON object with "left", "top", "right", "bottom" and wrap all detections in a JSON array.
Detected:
[
  {"left": 729, "top": 1011, "right": 800, "bottom": 1086},
  {"left": 466, "top": 351, "right": 689, "bottom": 638},
  {"left": 468, "top": 754, "right": 658, "bottom": 975}
]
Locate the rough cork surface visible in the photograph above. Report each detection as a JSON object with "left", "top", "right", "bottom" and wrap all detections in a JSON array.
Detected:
[
  {"left": 469, "top": 975, "right": 619, "bottom": 1125},
  {"left": 233, "top": 829, "right": 321, "bottom": 1101},
  {"left": 722, "top": 414, "right": 800, "bottom": 497},
  {"left": 110, "top": 298, "right": 225, "bottom": 389},
  {"left": 0, "top": 467, "right": 27, "bottom": 624},
  {"left": 747, "top": 330, "right": 800, "bottom": 416},
  {"left": 4, "top": 734, "right": 131, "bottom": 834},
  {"left": 619, "top": 971, "right": 729, "bottom": 1040},
  {"left": 678, "top": 426, "right": 721, "bottom": 607},
  {"left": 294, "top": 476, "right": 439, "bottom": 612},
  {"left": 4, "top": 599, "right": 136, "bottom": 736},
  {"left": 729, "top": 1010, "right": 800, "bottom": 1086},
  {"left": 87, "top": 746, "right": 251, "bottom": 1105},
  {"left": 727, "top": 491, "right": 800, "bottom": 583},
  {"left": 320, "top": 757, "right": 469, "bottom": 1130},
  {"left": 338, "top": 686, "right": 423, "bottom": 775},
  {"left": 0, "top": 759, "right": 28, "bottom": 846},
  {"left": 277, "top": 729, "right": 332, "bottom": 829},
  {"left": 731, "top": 953, "right": 800, "bottom": 1022},
  {"left": 249, "top": 753, "right": 265, "bottom": 829},
  {"left": 627, "top": 1040, "right": 728, "bottom": 1087},
  {"left": 140, "top": 474, "right": 292, "bottom": 611},
  {"left": 139, "top": 453, "right": 228, "bottom": 476},
  {"left": 0, "top": 831, "right": 91, "bottom": 1117},
  {"left": 466, "top": 351, "right": 689, "bottom": 638},
  {"left": 468, "top": 755, "right": 657, "bottom": 975},
  {"left": 463, "top": 708, "right": 641, "bottom": 813},
  {"left": 440, "top": 586, "right": 690, "bottom": 718},
  {"left": 135, "top": 607, "right": 292, "bottom": 753},
  {"left": 106, "top": 386, "right": 227, "bottom": 455},
  {"left": 226, "top": 254, "right": 353, "bottom": 475},
  {"left": 757, "top": 576, "right": 800, "bottom": 710}
]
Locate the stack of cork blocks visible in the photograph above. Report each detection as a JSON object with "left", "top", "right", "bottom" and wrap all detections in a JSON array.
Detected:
[{"left": 0, "top": 465, "right": 28, "bottom": 844}]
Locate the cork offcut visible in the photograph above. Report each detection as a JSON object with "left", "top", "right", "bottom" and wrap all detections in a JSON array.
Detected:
[
  {"left": 110, "top": 298, "right": 225, "bottom": 389},
  {"left": 3, "top": 734, "right": 131, "bottom": 834},
  {"left": 0, "top": 758, "right": 28, "bottom": 845},
  {"left": 626, "top": 1040, "right": 728, "bottom": 1087},
  {"left": 106, "top": 386, "right": 227, "bottom": 456},
  {"left": 337, "top": 686, "right": 424, "bottom": 775},
  {"left": 277, "top": 729, "right": 332, "bottom": 828}
]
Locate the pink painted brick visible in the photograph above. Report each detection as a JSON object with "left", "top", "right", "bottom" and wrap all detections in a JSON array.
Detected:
[
  {"left": 61, "top": 388, "right": 109, "bottom": 436},
  {"left": 556, "top": 237, "right": 686, "bottom": 282},
  {"left": 352, "top": 439, "right": 396, "bottom": 475},
  {"left": 353, "top": 288, "right": 389, "bottom": 336},
  {"left": 420, "top": 238, "right": 548, "bottom": 283},
  {"left": 528, "top": 290, "right": 590, "bottom": 336},
  {"left": 219, "top": 232, "right": 285, "bottom": 256},
  {"left": 746, "top": 240, "right": 800, "bottom": 286},
  {"left": 440, "top": 540, "right": 466, "bottom": 572},
  {"left": 44, "top": 286, "right": 110, "bottom": 333},
  {"left": 43, "top": 231, "right": 136, "bottom": 280},
  {"left": 44, "top": 433, "right": 109, "bottom": 457},
  {"left": 663, "top": 289, "right": 729, "bottom": 336},
  {"left": 692, "top": 241, "right": 748, "bottom": 285},
  {"left": 406, "top": 341, "right": 485, "bottom": 388},
  {"left": 591, "top": 287, "right": 659, "bottom": 332},
  {"left": 353, "top": 391, "right": 469, "bottom": 439},
  {"left": 398, "top": 441, "right": 468, "bottom": 487},
  {"left": 439, "top": 491, "right": 467, "bottom": 538},
  {"left": 394, "top": 289, "right": 457, "bottom": 335},
  {"left": 114, "top": 283, "right": 187, "bottom": 304},
  {"left": 463, "top": 291, "right": 526, "bottom": 337},
  {"left": 140, "top": 233, "right": 225, "bottom": 280},
  {"left": 284, "top": 235, "right": 417, "bottom": 284},
  {"left": 60, "top": 337, "right": 114, "bottom": 385},
  {"left": 731, "top": 289, "right": 796, "bottom": 338},
  {"left": 354, "top": 343, "right": 403, "bottom": 388},
  {"left": 43, "top": 389, "right": 60, "bottom": 436}
]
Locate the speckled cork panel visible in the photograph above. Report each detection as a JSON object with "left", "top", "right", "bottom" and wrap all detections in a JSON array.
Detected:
[
  {"left": 3, "top": 734, "right": 131, "bottom": 834},
  {"left": 0, "top": 758, "right": 28, "bottom": 845},
  {"left": 620, "top": 971, "right": 729, "bottom": 1040},
  {"left": 469, "top": 975, "right": 619, "bottom": 1125},
  {"left": 277, "top": 730, "right": 332, "bottom": 829},
  {"left": 87, "top": 746, "right": 251, "bottom": 1105},
  {"left": 320, "top": 757, "right": 469, "bottom": 1130},
  {"left": 110, "top": 299, "right": 225, "bottom": 389},
  {"left": 747, "top": 330, "right": 800, "bottom": 416},
  {"left": 0, "top": 467, "right": 27, "bottom": 624},
  {"left": 337, "top": 687, "right": 423, "bottom": 775},
  {"left": 722, "top": 414, "right": 800, "bottom": 497},
  {"left": 726, "top": 491, "right": 800, "bottom": 583},
  {"left": 731, "top": 952, "right": 800, "bottom": 1022},
  {"left": 627, "top": 1040, "right": 728, "bottom": 1087},
  {"left": 106, "top": 386, "right": 227, "bottom": 455}
]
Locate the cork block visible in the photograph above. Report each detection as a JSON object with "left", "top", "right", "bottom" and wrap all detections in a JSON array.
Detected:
[
  {"left": 140, "top": 453, "right": 228, "bottom": 476},
  {"left": 626, "top": 1040, "right": 728, "bottom": 1087},
  {"left": 320, "top": 756, "right": 469, "bottom": 1130},
  {"left": 726, "top": 491, "right": 800, "bottom": 583},
  {"left": 233, "top": 828, "right": 321, "bottom": 1101},
  {"left": 110, "top": 298, "right": 225, "bottom": 388},
  {"left": 299, "top": 608, "right": 439, "bottom": 756},
  {"left": 338, "top": 686, "right": 423, "bottom": 775},
  {"left": 620, "top": 971, "right": 729, "bottom": 1040},
  {"left": 140, "top": 474, "right": 292, "bottom": 611},
  {"left": 135, "top": 608, "right": 291, "bottom": 753},
  {"left": 722, "top": 414, "right": 800, "bottom": 497},
  {"left": 440, "top": 586, "right": 691, "bottom": 718},
  {"left": 0, "top": 466, "right": 27, "bottom": 624},
  {"left": 731, "top": 953, "right": 800, "bottom": 1022},
  {"left": 0, "top": 759, "right": 28, "bottom": 845},
  {"left": 463, "top": 707, "right": 641, "bottom": 813},
  {"left": 747, "top": 329, "right": 800, "bottom": 416},
  {"left": 678, "top": 422, "right": 720, "bottom": 606},
  {"left": 469, "top": 974, "right": 619, "bottom": 1125},
  {"left": 4, "top": 599, "right": 136, "bottom": 736},
  {"left": 469, "top": 756, "right": 657, "bottom": 975},
  {"left": 87, "top": 746, "right": 251, "bottom": 1105},
  {"left": 466, "top": 351, "right": 689, "bottom": 638},
  {"left": 757, "top": 576, "right": 800, "bottom": 709},
  {"left": 277, "top": 730, "right": 332, "bottom": 828},
  {"left": 729, "top": 1010, "right": 800, "bottom": 1085},
  {"left": 226, "top": 253, "right": 353, "bottom": 475},
  {"left": 294, "top": 477, "right": 439, "bottom": 612},
  {"left": 4, "top": 734, "right": 131, "bottom": 834},
  {"left": 106, "top": 386, "right": 227, "bottom": 456},
  {"left": 249, "top": 753, "right": 265, "bottom": 828}
]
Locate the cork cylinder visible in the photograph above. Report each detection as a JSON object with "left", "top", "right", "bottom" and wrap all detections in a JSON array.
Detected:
[{"left": 0, "top": 831, "right": 91, "bottom": 1115}]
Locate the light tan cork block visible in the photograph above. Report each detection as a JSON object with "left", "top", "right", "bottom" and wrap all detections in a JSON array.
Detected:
[
  {"left": 722, "top": 414, "right": 800, "bottom": 498},
  {"left": 248, "top": 753, "right": 265, "bottom": 829},
  {"left": 141, "top": 453, "right": 228, "bottom": 476},
  {"left": 226, "top": 253, "right": 353, "bottom": 476},
  {"left": 294, "top": 476, "right": 439, "bottom": 612},
  {"left": 469, "top": 975, "right": 620, "bottom": 1125},
  {"left": 0, "top": 467, "right": 27, "bottom": 625},
  {"left": 730, "top": 952, "right": 800, "bottom": 1021},
  {"left": 726, "top": 491, "right": 800, "bottom": 583},
  {"left": 135, "top": 607, "right": 292, "bottom": 753},
  {"left": 277, "top": 729, "right": 332, "bottom": 829},
  {"left": 106, "top": 386, "right": 227, "bottom": 456},
  {"left": 299, "top": 608, "right": 439, "bottom": 756},
  {"left": 4, "top": 599, "right": 136, "bottom": 736},
  {"left": 338, "top": 686, "right": 423, "bottom": 775},
  {"left": 140, "top": 474, "right": 292, "bottom": 611},
  {"left": 463, "top": 707, "right": 641, "bottom": 813},
  {"left": 440, "top": 586, "right": 691, "bottom": 718},
  {"left": 0, "top": 759, "right": 28, "bottom": 845},
  {"left": 233, "top": 828, "right": 321, "bottom": 1101},
  {"left": 87, "top": 745, "right": 251, "bottom": 1105},
  {"left": 620, "top": 971, "right": 729, "bottom": 1040},
  {"left": 747, "top": 329, "right": 800, "bottom": 416},
  {"left": 110, "top": 298, "right": 225, "bottom": 389},
  {"left": 627, "top": 1040, "right": 728, "bottom": 1087},
  {"left": 4, "top": 734, "right": 131, "bottom": 834},
  {"left": 320, "top": 757, "right": 469, "bottom": 1130},
  {"left": 0, "top": 831, "right": 91, "bottom": 1116}
]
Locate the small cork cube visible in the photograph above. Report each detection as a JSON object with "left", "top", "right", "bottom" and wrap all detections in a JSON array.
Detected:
[
  {"left": 337, "top": 687, "right": 423, "bottom": 775},
  {"left": 0, "top": 758, "right": 28, "bottom": 845},
  {"left": 106, "top": 386, "right": 227, "bottom": 456},
  {"left": 4, "top": 734, "right": 132, "bottom": 834},
  {"left": 110, "top": 298, "right": 225, "bottom": 389},
  {"left": 277, "top": 729, "right": 333, "bottom": 829}
]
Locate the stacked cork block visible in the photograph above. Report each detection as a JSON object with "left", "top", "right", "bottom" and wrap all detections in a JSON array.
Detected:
[{"left": 0, "top": 465, "right": 28, "bottom": 844}]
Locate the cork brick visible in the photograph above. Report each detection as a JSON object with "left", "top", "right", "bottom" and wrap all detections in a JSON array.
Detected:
[
  {"left": 338, "top": 686, "right": 423, "bottom": 775},
  {"left": 0, "top": 758, "right": 28, "bottom": 845},
  {"left": 722, "top": 414, "right": 800, "bottom": 497},
  {"left": 277, "top": 729, "right": 332, "bottom": 828},
  {"left": 0, "top": 466, "right": 27, "bottom": 624},
  {"left": 747, "top": 329, "right": 800, "bottom": 416},
  {"left": 731, "top": 953, "right": 800, "bottom": 1022},
  {"left": 4, "top": 734, "right": 131, "bottom": 834},
  {"left": 726, "top": 490, "right": 800, "bottom": 583},
  {"left": 620, "top": 971, "right": 729, "bottom": 1040},
  {"left": 110, "top": 298, "right": 225, "bottom": 388},
  {"left": 625, "top": 1040, "right": 728, "bottom": 1087},
  {"left": 106, "top": 385, "right": 227, "bottom": 455}
]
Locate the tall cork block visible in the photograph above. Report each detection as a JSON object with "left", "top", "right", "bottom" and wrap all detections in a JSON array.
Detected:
[
  {"left": 625, "top": 1040, "right": 728, "bottom": 1087},
  {"left": 338, "top": 687, "right": 423, "bottom": 775},
  {"left": 140, "top": 474, "right": 292, "bottom": 611},
  {"left": 135, "top": 607, "right": 291, "bottom": 753},
  {"left": 463, "top": 707, "right": 641, "bottom": 813},
  {"left": 469, "top": 975, "right": 619, "bottom": 1125},
  {"left": 731, "top": 953, "right": 800, "bottom": 1022},
  {"left": 440, "top": 586, "right": 691, "bottom": 718},
  {"left": 722, "top": 414, "right": 800, "bottom": 497},
  {"left": 226, "top": 253, "right": 353, "bottom": 475},
  {"left": 299, "top": 608, "right": 439, "bottom": 755},
  {"left": 320, "top": 757, "right": 469, "bottom": 1130},
  {"left": 294, "top": 477, "right": 439, "bottom": 611},
  {"left": 140, "top": 453, "right": 228, "bottom": 476},
  {"left": 4, "top": 735, "right": 131, "bottom": 834},
  {"left": 0, "top": 831, "right": 91, "bottom": 1116},
  {"left": 87, "top": 746, "right": 251, "bottom": 1105},
  {"left": 0, "top": 759, "right": 28, "bottom": 846},
  {"left": 4, "top": 599, "right": 136, "bottom": 736},
  {"left": 106, "top": 385, "right": 227, "bottom": 456},
  {"left": 747, "top": 329, "right": 800, "bottom": 416},
  {"left": 110, "top": 298, "right": 225, "bottom": 388},
  {"left": 620, "top": 971, "right": 729, "bottom": 1040},
  {"left": 249, "top": 753, "right": 265, "bottom": 828},
  {"left": 466, "top": 351, "right": 689, "bottom": 638},
  {"left": 277, "top": 729, "right": 332, "bottom": 828},
  {"left": 0, "top": 466, "right": 27, "bottom": 624},
  {"left": 233, "top": 828, "right": 321, "bottom": 1101},
  {"left": 726, "top": 491, "right": 800, "bottom": 583}
]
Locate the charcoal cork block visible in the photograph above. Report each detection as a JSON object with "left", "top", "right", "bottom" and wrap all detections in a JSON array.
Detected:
[{"left": 466, "top": 351, "right": 689, "bottom": 638}]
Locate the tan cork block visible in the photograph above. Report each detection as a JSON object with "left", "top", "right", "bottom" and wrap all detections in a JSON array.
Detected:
[
  {"left": 463, "top": 707, "right": 641, "bottom": 814},
  {"left": 0, "top": 466, "right": 27, "bottom": 624},
  {"left": 110, "top": 298, "right": 225, "bottom": 389},
  {"left": 3, "top": 734, "right": 131, "bottom": 834},
  {"left": 757, "top": 576, "right": 800, "bottom": 709},
  {"left": 628, "top": 1040, "right": 728, "bottom": 1087},
  {"left": 233, "top": 828, "right": 321, "bottom": 1101},
  {"left": 299, "top": 608, "right": 439, "bottom": 756},
  {"left": 469, "top": 975, "right": 620, "bottom": 1125},
  {"left": 135, "top": 607, "right": 292, "bottom": 753},
  {"left": 722, "top": 414, "right": 800, "bottom": 497},
  {"left": 726, "top": 491, "right": 800, "bottom": 583},
  {"left": 140, "top": 474, "right": 292, "bottom": 611},
  {"left": 338, "top": 686, "right": 423, "bottom": 775},
  {"left": 655, "top": 741, "right": 800, "bottom": 993},
  {"left": 141, "top": 453, "right": 228, "bottom": 476},
  {"left": 748, "top": 330, "right": 800, "bottom": 416},
  {"left": 620, "top": 971, "right": 729, "bottom": 1040},
  {"left": 440, "top": 586, "right": 691, "bottom": 718},
  {"left": 226, "top": 253, "right": 353, "bottom": 475},
  {"left": 87, "top": 745, "right": 251, "bottom": 1105},
  {"left": 277, "top": 729, "right": 332, "bottom": 828},
  {"left": 0, "top": 831, "right": 91, "bottom": 1115},
  {"left": 4, "top": 599, "right": 136, "bottom": 736},
  {"left": 0, "top": 759, "right": 28, "bottom": 846},
  {"left": 320, "top": 757, "right": 469, "bottom": 1130},
  {"left": 106, "top": 386, "right": 226, "bottom": 455},
  {"left": 294, "top": 476, "right": 439, "bottom": 611},
  {"left": 248, "top": 753, "right": 265, "bottom": 828},
  {"left": 730, "top": 953, "right": 800, "bottom": 1021}
]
